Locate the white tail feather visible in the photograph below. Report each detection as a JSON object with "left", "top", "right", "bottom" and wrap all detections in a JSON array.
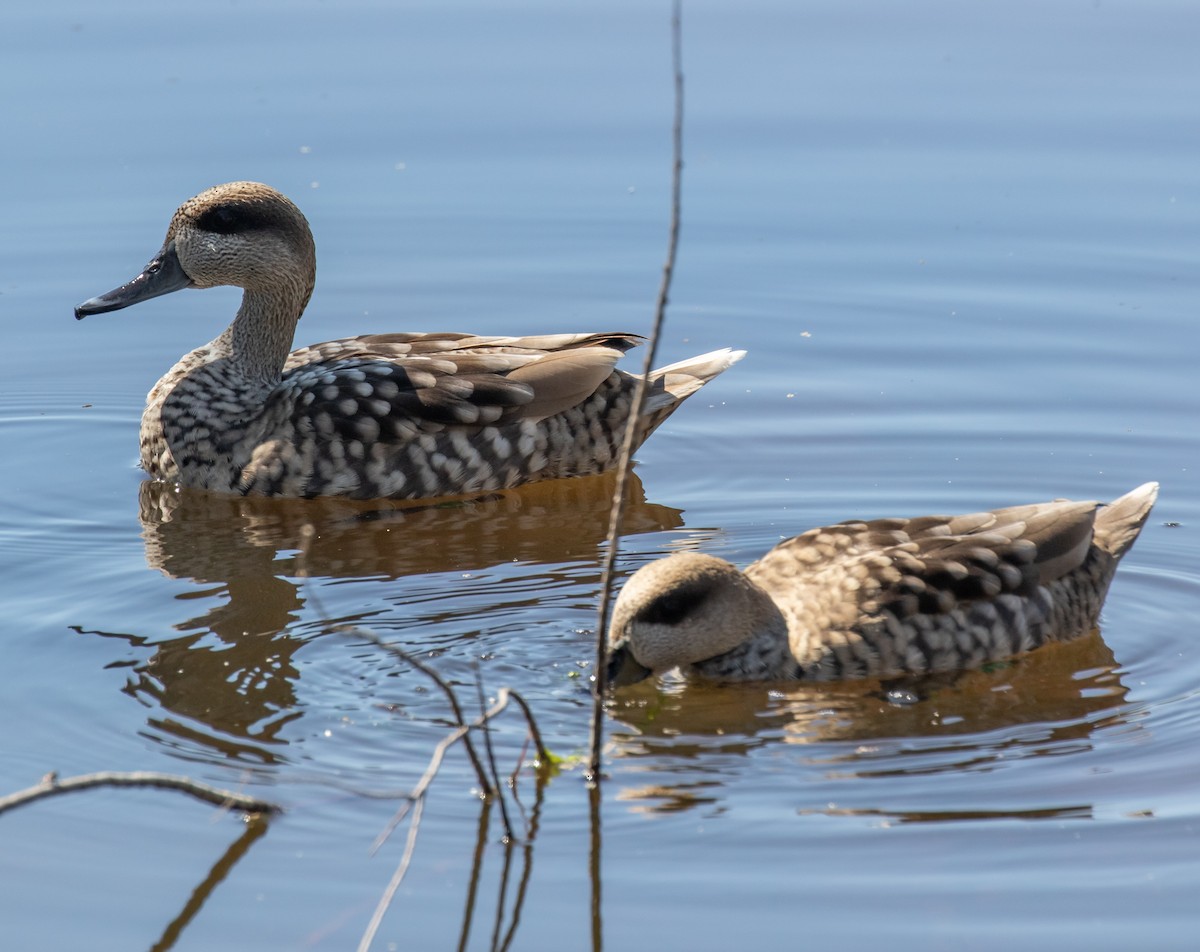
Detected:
[{"left": 643, "top": 348, "right": 746, "bottom": 412}]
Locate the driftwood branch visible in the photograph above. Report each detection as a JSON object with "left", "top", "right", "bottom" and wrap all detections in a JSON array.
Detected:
[
  {"left": 0, "top": 771, "right": 280, "bottom": 817},
  {"left": 588, "top": 0, "right": 685, "bottom": 781}
]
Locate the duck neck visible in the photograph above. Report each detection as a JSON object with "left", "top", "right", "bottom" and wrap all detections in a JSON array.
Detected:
[
  {"left": 213, "top": 287, "right": 304, "bottom": 386},
  {"left": 689, "top": 598, "right": 798, "bottom": 681}
]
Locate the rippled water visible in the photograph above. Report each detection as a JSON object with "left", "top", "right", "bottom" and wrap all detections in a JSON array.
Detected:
[{"left": 3, "top": 1, "right": 1199, "bottom": 949}]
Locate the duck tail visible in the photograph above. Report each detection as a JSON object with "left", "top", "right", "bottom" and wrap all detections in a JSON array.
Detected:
[
  {"left": 644, "top": 347, "right": 746, "bottom": 408},
  {"left": 633, "top": 347, "right": 746, "bottom": 440},
  {"left": 1094, "top": 482, "right": 1159, "bottom": 558}
]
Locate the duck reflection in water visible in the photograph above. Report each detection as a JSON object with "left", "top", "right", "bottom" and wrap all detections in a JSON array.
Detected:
[
  {"left": 608, "top": 629, "right": 1134, "bottom": 818},
  {"left": 80, "top": 472, "right": 682, "bottom": 764}
]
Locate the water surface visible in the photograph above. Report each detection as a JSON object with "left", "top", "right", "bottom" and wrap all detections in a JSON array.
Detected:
[{"left": 2, "top": 1, "right": 1198, "bottom": 949}]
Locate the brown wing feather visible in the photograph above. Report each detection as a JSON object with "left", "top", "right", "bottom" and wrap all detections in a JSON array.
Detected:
[
  {"left": 751, "top": 499, "right": 1102, "bottom": 622},
  {"left": 275, "top": 331, "right": 640, "bottom": 437},
  {"left": 504, "top": 347, "right": 626, "bottom": 422}
]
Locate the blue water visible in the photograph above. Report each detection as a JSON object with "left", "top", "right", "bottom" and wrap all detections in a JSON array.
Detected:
[{"left": 2, "top": 1, "right": 1199, "bottom": 949}]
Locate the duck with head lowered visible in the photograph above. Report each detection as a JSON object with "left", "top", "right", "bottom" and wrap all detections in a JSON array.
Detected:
[
  {"left": 607, "top": 482, "right": 1158, "bottom": 685},
  {"left": 75, "top": 182, "right": 743, "bottom": 499}
]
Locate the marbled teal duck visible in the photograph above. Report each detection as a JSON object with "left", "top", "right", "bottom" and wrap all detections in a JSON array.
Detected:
[
  {"left": 75, "top": 182, "right": 744, "bottom": 499},
  {"left": 607, "top": 482, "right": 1158, "bottom": 684}
]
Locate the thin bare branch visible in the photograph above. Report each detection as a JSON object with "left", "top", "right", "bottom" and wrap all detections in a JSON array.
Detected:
[
  {"left": 510, "top": 735, "right": 533, "bottom": 801},
  {"left": 501, "top": 687, "right": 553, "bottom": 767},
  {"left": 497, "top": 766, "right": 547, "bottom": 952},
  {"left": 588, "top": 0, "right": 685, "bottom": 782},
  {"left": 456, "top": 800, "right": 493, "bottom": 952},
  {"left": 588, "top": 779, "right": 605, "bottom": 952},
  {"left": 370, "top": 690, "right": 516, "bottom": 856},
  {"left": 0, "top": 771, "right": 280, "bottom": 817},
  {"left": 344, "top": 626, "right": 493, "bottom": 795},
  {"left": 474, "top": 667, "right": 514, "bottom": 841},
  {"left": 489, "top": 831, "right": 517, "bottom": 950},
  {"left": 372, "top": 719, "right": 466, "bottom": 853},
  {"left": 361, "top": 689, "right": 524, "bottom": 949},
  {"left": 358, "top": 795, "right": 425, "bottom": 952},
  {"left": 150, "top": 815, "right": 269, "bottom": 952}
]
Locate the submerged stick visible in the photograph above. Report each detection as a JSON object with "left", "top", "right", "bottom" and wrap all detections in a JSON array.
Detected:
[{"left": 588, "top": 0, "right": 685, "bottom": 781}]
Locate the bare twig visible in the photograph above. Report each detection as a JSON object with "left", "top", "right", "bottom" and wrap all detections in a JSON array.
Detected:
[
  {"left": 511, "top": 737, "right": 533, "bottom": 804},
  {"left": 150, "top": 815, "right": 269, "bottom": 952},
  {"left": 588, "top": 779, "right": 604, "bottom": 952},
  {"left": 344, "top": 626, "right": 493, "bottom": 795},
  {"left": 456, "top": 761, "right": 547, "bottom": 952},
  {"left": 0, "top": 770, "right": 280, "bottom": 817},
  {"left": 361, "top": 688, "right": 530, "bottom": 951},
  {"left": 502, "top": 687, "right": 553, "bottom": 767},
  {"left": 497, "top": 768, "right": 547, "bottom": 952},
  {"left": 456, "top": 800, "right": 493, "bottom": 952},
  {"left": 358, "top": 796, "right": 425, "bottom": 952},
  {"left": 369, "top": 693, "right": 509, "bottom": 856},
  {"left": 588, "top": 0, "right": 685, "bottom": 781},
  {"left": 474, "top": 667, "right": 514, "bottom": 841},
  {"left": 489, "top": 831, "right": 517, "bottom": 950}
]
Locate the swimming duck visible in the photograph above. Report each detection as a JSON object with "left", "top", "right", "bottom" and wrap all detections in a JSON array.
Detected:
[
  {"left": 607, "top": 482, "right": 1158, "bottom": 684},
  {"left": 75, "top": 181, "right": 744, "bottom": 499}
]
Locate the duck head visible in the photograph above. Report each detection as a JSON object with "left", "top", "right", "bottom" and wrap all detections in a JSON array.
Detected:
[
  {"left": 75, "top": 182, "right": 317, "bottom": 319},
  {"left": 606, "top": 551, "right": 791, "bottom": 686}
]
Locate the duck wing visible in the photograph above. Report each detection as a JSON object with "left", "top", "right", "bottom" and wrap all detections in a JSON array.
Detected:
[
  {"left": 276, "top": 331, "right": 645, "bottom": 439},
  {"left": 747, "top": 497, "right": 1101, "bottom": 624}
]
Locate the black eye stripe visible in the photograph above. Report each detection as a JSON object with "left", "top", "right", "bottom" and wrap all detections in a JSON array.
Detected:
[
  {"left": 634, "top": 580, "right": 711, "bottom": 626},
  {"left": 195, "top": 202, "right": 275, "bottom": 235}
]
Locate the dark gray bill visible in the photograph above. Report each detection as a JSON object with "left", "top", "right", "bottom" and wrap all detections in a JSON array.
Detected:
[
  {"left": 74, "top": 241, "right": 192, "bottom": 319},
  {"left": 605, "top": 642, "right": 653, "bottom": 689}
]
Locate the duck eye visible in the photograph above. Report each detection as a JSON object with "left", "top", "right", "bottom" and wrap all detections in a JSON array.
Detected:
[{"left": 634, "top": 582, "right": 709, "bottom": 626}]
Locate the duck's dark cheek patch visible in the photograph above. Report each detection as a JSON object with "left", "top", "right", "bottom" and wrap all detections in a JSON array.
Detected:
[{"left": 634, "top": 581, "right": 711, "bottom": 626}]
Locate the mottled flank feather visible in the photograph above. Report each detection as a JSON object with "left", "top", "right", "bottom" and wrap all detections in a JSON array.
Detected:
[
  {"left": 607, "top": 483, "right": 1158, "bottom": 684},
  {"left": 75, "top": 182, "right": 745, "bottom": 499}
]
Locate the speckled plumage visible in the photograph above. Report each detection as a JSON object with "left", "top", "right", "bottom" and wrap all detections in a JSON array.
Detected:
[
  {"left": 607, "top": 482, "right": 1158, "bottom": 684},
  {"left": 76, "top": 182, "right": 744, "bottom": 499}
]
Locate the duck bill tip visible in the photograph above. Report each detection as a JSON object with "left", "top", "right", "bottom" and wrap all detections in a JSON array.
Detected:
[
  {"left": 74, "top": 242, "right": 193, "bottom": 321},
  {"left": 605, "top": 643, "right": 653, "bottom": 689}
]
